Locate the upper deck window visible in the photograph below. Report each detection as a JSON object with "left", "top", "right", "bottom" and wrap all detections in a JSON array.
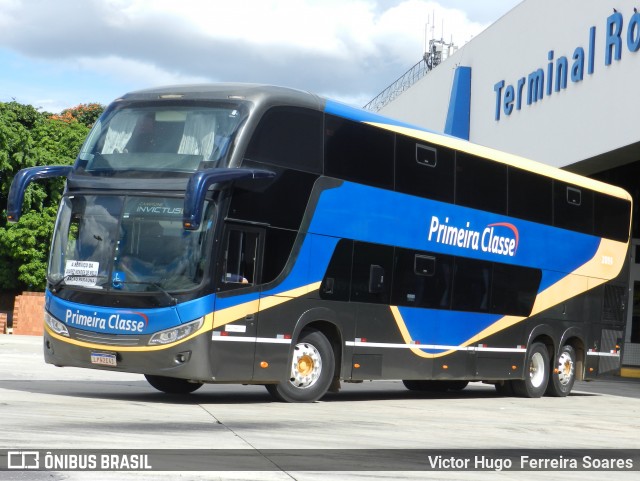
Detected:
[{"left": 77, "top": 101, "right": 248, "bottom": 174}]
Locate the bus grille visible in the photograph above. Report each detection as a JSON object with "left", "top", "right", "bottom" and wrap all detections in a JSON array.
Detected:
[{"left": 73, "top": 331, "right": 143, "bottom": 347}]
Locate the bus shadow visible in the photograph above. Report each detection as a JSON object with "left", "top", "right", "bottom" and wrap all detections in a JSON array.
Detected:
[{"left": 0, "top": 379, "right": 599, "bottom": 404}]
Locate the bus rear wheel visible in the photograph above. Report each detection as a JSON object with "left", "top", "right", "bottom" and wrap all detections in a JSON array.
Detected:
[
  {"left": 145, "top": 374, "right": 203, "bottom": 394},
  {"left": 512, "top": 342, "right": 549, "bottom": 398},
  {"left": 266, "top": 329, "right": 334, "bottom": 403},
  {"left": 545, "top": 345, "right": 576, "bottom": 397}
]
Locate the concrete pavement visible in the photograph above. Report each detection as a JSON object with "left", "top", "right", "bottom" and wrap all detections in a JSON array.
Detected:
[{"left": 0, "top": 334, "right": 638, "bottom": 481}]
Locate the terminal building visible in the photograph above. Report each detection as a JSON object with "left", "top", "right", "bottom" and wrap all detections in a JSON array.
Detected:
[{"left": 368, "top": 0, "right": 640, "bottom": 376}]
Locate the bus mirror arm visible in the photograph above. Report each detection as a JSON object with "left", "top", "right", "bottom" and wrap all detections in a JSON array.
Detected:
[
  {"left": 7, "top": 165, "right": 73, "bottom": 223},
  {"left": 183, "top": 168, "right": 276, "bottom": 230}
]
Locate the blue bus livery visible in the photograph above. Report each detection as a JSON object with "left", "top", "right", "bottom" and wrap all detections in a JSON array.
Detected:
[{"left": 8, "top": 84, "right": 631, "bottom": 402}]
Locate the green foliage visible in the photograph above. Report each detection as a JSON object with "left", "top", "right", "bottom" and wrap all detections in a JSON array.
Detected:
[
  {"left": 0, "top": 100, "right": 101, "bottom": 291},
  {"left": 0, "top": 207, "right": 58, "bottom": 290}
]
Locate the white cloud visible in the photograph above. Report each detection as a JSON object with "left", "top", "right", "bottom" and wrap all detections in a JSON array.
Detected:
[
  {"left": 75, "top": 56, "right": 211, "bottom": 88},
  {"left": 0, "top": 0, "right": 521, "bottom": 108}
]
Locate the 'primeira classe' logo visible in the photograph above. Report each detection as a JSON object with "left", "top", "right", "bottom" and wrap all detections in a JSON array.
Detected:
[{"left": 427, "top": 215, "right": 519, "bottom": 257}]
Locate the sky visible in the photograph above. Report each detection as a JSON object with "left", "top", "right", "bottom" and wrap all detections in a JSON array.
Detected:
[{"left": 0, "top": 0, "right": 522, "bottom": 113}]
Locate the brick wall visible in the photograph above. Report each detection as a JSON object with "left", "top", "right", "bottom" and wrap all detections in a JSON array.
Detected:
[
  {"left": 12, "top": 292, "right": 45, "bottom": 336},
  {"left": 0, "top": 312, "right": 6, "bottom": 334}
]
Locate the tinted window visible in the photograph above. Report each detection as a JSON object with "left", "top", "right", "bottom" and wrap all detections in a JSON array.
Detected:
[
  {"left": 554, "top": 182, "right": 593, "bottom": 234},
  {"left": 508, "top": 168, "right": 553, "bottom": 225},
  {"left": 452, "top": 257, "right": 493, "bottom": 312},
  {"left": 391, "top": 249, "right": 453, "bottom": 309},
  {"left": 324, "top": 115, "right": 394, "bottom": 189},
  {"left": 320, "top": 239, "right": 353, "bottom": 301},
  {"left": 455, "top": 152, "right": 507, "bottom": 214},
  {"left": 229, "top": 161, "right": 317, "bottom": 230},
  {"left": 491, "top": 263, "right": 541, "bottom": 316},
  {"left": 262, "top": 228, "right": 297, "bottom": 284},
  {"left": 245, "top": 107, "right": 323, "bottom": 173},
  {"left": 395, "top": 135, "right": 454, "bottom": 202},
  {"left": 594, "top": 193, "right": 630, "bottom": 242},
  {"left": 351, "top": 242, "right": 394, "bottom": 304}
]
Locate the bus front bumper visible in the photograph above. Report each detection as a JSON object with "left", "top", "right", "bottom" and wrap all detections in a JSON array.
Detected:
[{"left": 43, "top": 328, "right": 215, "bottom": 382}]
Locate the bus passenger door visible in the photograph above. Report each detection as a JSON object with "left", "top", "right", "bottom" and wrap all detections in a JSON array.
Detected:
[{"left": 210, "top": 224, "right": 264, "bottom": 381}]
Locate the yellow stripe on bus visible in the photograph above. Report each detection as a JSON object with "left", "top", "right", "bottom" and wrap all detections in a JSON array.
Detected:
[
  {"left": 49, "top": 282, "right": 321, "bottom": 351},
  {"left": 390, "top": 238, "right": 629, "bottom": 358}
]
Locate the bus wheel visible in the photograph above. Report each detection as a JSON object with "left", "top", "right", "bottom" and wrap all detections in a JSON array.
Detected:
[
  {"left": 266, "top": 329, "right": 334, "bottom": 403},
  {"left": 545, "top": 345, "right": 576, "bottom": 397},
  {"left": 512, "top": 342, "right": 549, "bottom": 398},
  {"left": 402, "top": 380, "right": 424, "bottom": 391},
  {"left": 144, "top": 375, "right": 203, "bottom": 394},
  {"left": 445, "top": 381, "right": 469, "bottom": 392},
  {"left": 495, "top": 380, "right": 515, "bottom": 396}
]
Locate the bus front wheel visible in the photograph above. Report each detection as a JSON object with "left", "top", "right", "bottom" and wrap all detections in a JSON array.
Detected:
[
  {"left": 512, "top": 342, "right": 549, "bottom": 398},
  {"left": 266, "top": 329, "right": 335, "bottom": 403},
  {"left": 545, "top": 345, "right": 576, "bottom": 397},
  {"left": 145, "top": 374, "right": 203, "bottom": 394}
]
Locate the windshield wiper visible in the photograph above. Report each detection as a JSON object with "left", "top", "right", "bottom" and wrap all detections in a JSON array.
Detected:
[
  {"left": 112, "top": 280, "right": 177, "bottom": 306},
  {"left": 49, "top": 275, "right": 177, "bottom": 306}
]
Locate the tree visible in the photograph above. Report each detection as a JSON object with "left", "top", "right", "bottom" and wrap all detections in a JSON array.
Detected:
[
  {"left": 0, "top": 100, "right": 103, "bottom": 291},
  {"left": 52, "top": 103, "right": 104, "bottom": 128}
]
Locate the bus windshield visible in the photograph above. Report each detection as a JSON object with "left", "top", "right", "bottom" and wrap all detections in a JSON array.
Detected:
[
  {"left": 49, "top": 195, "right": 215, "bottom": 294},
  {"left": 77, "top": 101, "right": 247, "bottom": 173}
]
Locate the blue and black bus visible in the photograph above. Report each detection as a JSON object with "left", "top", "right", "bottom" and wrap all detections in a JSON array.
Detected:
[{"left": 8, "top": 84, "right": 631, "bottom": 402}]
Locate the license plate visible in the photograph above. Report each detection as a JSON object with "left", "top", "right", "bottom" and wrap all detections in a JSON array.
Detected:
[{"left": 91, "top": 352, "right": 117, "bottom": 367}]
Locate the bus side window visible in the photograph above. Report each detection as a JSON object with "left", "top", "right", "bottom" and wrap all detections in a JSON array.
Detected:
[
  {"left": 219, "top": 228, "right": 261, "bottom": 290},
  {"left": 395, "top": 135, "right": 454, "bottom": 202},
  {"left": 554, "top": 181, "right": 594, "bottom": 235},
  {"left": 324, "top": 114, "right": 394, "bottom": 190},
  {"left": 351, "top": 242, "right": 394, "bottom": 304},
  {"left": 452, "top": 257, "right": 492, "bottom": 312},
  {"left": 391, "top": 249, "right": 453, "bottom": 309},
  {"left": 320, "top": 239, "right": 353, "bottom": 301},
  {"left": 456, "top": 151, "right": 507, "bottom": 215}
]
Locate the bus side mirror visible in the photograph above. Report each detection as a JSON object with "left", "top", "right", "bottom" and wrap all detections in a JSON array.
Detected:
[
  {"left": 183, "top": 168, "right": 275, "bottom": 230},
  {"left": 7, "top": 165, "right": 73, "bottom": 222}
]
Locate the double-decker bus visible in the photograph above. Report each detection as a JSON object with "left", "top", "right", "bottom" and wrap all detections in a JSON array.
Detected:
[{"left": 8, "top": 84, "right": 631, "bottom": 402}]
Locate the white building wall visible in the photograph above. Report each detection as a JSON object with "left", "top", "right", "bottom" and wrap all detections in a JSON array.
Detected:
[{"left": 380, "top": 0, "right": 640, "bottom": 169}]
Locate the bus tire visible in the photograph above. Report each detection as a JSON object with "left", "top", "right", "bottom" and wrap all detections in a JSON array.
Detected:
[
  {"left": 402, "top": 380, "right": 424, "bottom": 391},
  {"left": 512, "top": 342, "right": 549, "bottom": 398},
  {"left": 495, "top": 380, "right": 515, "bottom": 396},
  {"left": 545, "top": 345, "right": 576, "bottom": 397},
  {"left": 445, "top": 381, "right": 469, "bottom": 392},
  {"left": 266, "top": 329, "right": 335, "bottom": 403},
  {"left": 144, "top": 374, "right": 203, "bottom": 394}
]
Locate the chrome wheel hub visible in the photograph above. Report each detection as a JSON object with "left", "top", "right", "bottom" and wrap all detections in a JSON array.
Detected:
[
  {"left": 556, "top": 351, "right": 575, "bottom": 386},
  {"left": 289, "top": 342, "right": 322, "bottom": 389},
  {"left": 529, "top": 351, "right": 546, "bottom": 388}
]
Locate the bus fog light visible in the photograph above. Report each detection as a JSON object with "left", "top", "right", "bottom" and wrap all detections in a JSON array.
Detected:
[
  {"left": 148, "top": 318, "right": 204, "bottom": 345},
  {"left": 174, "top": 351, "right": 192, "bottom": 364},
  {"left": 45, "top": 311, "right": 69, "bottom": 336}
]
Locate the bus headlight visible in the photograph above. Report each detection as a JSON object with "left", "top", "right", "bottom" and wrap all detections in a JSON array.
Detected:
[
  {"left": 148, "top": 317, "right": 204, "bottom": 345},
  {"left": 45, "top": 311, "right": 69, "bottom": 336}
]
